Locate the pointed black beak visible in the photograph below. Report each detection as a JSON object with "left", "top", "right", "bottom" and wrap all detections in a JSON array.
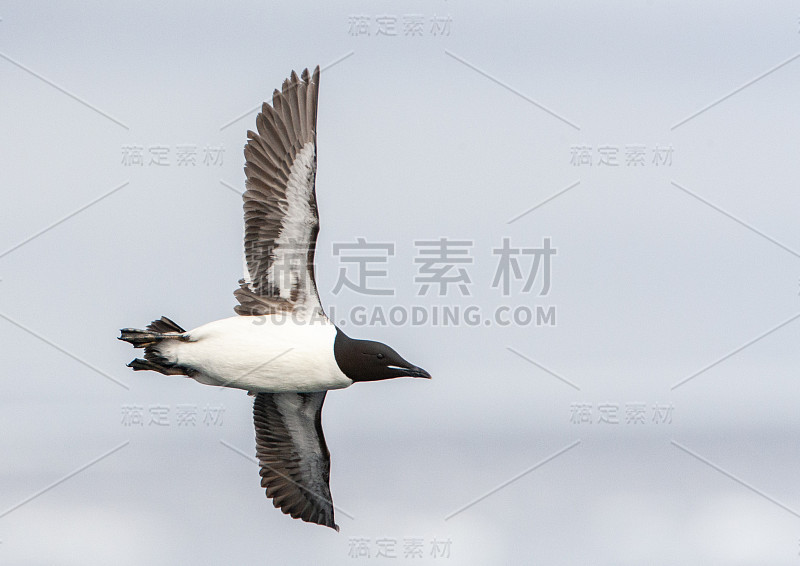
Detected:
[{"left": 402, "top": 365, "right": 431, "bottom": 379}]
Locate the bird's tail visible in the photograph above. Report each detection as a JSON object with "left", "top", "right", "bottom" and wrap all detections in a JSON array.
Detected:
[
  {"left": 119, "top": 316, "right": 186, "bottom": 346},
  {"left": 119, "top": 316, "right": 191, "bottom": 376}
]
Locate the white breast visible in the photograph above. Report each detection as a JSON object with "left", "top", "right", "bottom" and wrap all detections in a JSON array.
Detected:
[{"left": 156, "top": 315, "right": 353, "bottom": 393}]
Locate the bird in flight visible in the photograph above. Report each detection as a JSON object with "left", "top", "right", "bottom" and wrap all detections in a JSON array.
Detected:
[{"left": 119, "top": 66, "right": 430, "bottom": 531}]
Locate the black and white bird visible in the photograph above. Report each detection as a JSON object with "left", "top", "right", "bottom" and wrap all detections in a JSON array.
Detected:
[{"left": 119, "top": 66, "right": 430, "bottom": 531}]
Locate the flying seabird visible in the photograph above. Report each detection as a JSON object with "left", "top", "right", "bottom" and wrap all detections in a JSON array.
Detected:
[{"left": 119, "top": 66, "right": 430, "bottom": 531}]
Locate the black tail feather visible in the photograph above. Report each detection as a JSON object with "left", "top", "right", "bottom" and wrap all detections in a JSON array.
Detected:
[
  {"left": 118, "top": 316, "right": 187, "bottom": 348},
  {"left": 127, "top": 357, "right": 188, "bottom": 376},
  {"left": 119, "top": 316, "right": 191, "bottom": 377},
  {"left": 119, "top": 329, "right": 162, "bottom": 347},
  {"left": 147, "top": 316, "right": 185, "bottom": 334}
]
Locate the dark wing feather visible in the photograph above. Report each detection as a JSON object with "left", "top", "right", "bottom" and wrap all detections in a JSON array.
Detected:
[
  {"left": 253, "top": 391, "right": 338, "bottom": 531},
  {"left": 236, "top": 66, "right": 323, "bottom": 318}
]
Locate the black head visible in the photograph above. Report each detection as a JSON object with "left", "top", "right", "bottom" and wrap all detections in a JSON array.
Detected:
[{"left": 333, "top": 329, "right": 431, "bottom": 383}]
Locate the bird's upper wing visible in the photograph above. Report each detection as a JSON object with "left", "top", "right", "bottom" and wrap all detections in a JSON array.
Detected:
[
  {"left": 253, "top": 391, "right": 338, "bottom": 531},
  {"left": 235, "top": 66, "right": 323, "bottom": 318}
]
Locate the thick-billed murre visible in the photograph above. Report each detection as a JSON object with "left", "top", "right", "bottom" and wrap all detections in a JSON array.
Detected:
[{"left": 119, "top": 67, "right": 430, "bottom": 531}]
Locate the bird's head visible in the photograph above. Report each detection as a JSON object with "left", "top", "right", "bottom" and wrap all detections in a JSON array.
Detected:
[{"left": 334, "top": 329, "right": 431, "bottom": 383}]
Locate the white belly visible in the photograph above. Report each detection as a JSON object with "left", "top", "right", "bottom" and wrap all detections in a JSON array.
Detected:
[{"left": 155, "top": 315, "right": 353, "bottom": 393}]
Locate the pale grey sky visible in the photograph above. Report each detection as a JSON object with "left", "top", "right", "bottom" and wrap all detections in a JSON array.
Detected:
[{"left": 2, "top": 1, "right": 800, "bottom": 564}]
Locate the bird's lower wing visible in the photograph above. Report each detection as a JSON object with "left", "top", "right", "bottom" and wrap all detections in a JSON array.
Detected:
[{"left": 253, "top": 391, "right": 338, "bottom": 530}]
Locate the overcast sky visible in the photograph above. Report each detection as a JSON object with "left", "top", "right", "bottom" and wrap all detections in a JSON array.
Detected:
[{"left": 2, "top": 1, "right": 800, "bottom": 564}]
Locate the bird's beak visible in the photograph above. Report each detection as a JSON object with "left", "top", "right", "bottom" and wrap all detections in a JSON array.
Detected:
[{"left": 402, "top": 365, "right": 431, "bottom": 379}]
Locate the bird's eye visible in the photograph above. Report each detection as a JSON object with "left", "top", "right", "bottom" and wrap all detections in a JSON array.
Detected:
[{"left": 376, "top": 353, "right": 385, "bottom": 360}]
